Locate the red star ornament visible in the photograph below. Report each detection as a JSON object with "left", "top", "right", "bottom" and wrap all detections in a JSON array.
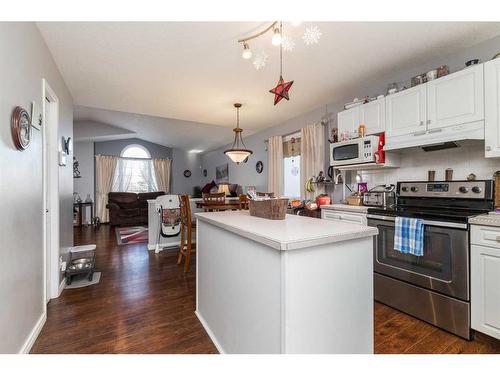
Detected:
[{"left": 269, "top": 75, "right": 294, "bottom": 105}]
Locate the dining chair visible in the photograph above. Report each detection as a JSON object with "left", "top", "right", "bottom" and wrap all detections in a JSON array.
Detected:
[
  {"left": 239, "top": 194, "right": 249, "bottom": 210},
  {"left": 177, "top": 194, "right": 196, "bottom": 273},
  {"left": 202, "top": 192, "right": 226, "bottom": 212},
  {"left": 256, "top": 192, "right": 275, "bottom": 198}
]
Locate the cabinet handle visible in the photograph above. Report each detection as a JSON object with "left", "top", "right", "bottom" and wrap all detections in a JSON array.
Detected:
[
  {"left": 496, "top": 235, "right": 500, "bottom": 242},
  {"left": 486, "top": 146, "right": 492, "bottom": 151},
  {"left": 427, "top": 119, "right": 431, "bottom": 125},
  {"left": 428, "top": 128, "right": 442, "bottom": 134},
  {"left": 414, "top": 131, "right": 427, "bottom": 136},
  {"left": 419, "top": 121, "right": 424, "bottom": 126}
]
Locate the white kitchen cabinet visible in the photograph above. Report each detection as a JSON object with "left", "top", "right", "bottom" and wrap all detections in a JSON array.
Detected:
[
  {"left": 471, "top": 234, "right": 500, "bottom": 340},
  {"left": 321, "top": 209, "right": 367, "bottom": 226},
  {"left": 385, "top": 85, "right": 427, "bottom": 137},
  {"left": 359, "top": 97, "right": 385, "bottom": 135},
  {"left": 485, "top": 58, "right": 500, "bottom": 158},
  {"left": 337, "top": 106, "right": 360, "bottom": 137},
  {"left": 427, "top": 64, "right": 484, "bottom": 130}
]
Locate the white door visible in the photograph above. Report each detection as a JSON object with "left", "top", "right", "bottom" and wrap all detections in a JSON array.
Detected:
[
  {"left": 385, "top": 85, "right": 426, "bottom": 136},
  {"left": 471, "top": 244, "right": 500, "bottom": 340},
  {"left": 359, "top": 97, "right": 385, "bottom": 135},
  {"left": 485, "top": 59, "right": 500, "bottom": 158},
  {"left": 337, "top": 107, "right": 360, "bottom": 137},
  {"left": 43, "top": 98, "right": 51, "bottom": 303},
  {"left": 427, "top": 64, "right": 484, "bottom": 130}
]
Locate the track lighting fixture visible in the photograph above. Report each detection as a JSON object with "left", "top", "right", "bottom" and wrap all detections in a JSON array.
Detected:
[{"left": 241, "top": 43, "right": 252, "bottom": 59}]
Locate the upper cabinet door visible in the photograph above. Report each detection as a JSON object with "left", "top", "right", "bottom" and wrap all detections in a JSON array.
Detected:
[
  {"left": 485, "top": 59, "right": 500, "bottom": 158},
  {"left": 427, "top": 64, "right": 484, "bottom": 130},
  {"left": 385, "top": 85, "right": 426, "bottom": 137},
  {"left": 359, "top": 97, "right": 385, "bottom": 135},
  {"left": 337, "top": 106, "right": 360, "bottom": 136}
]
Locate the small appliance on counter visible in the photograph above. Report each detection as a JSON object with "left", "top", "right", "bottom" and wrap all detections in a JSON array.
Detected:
[{"left": 363, "top": 184, "right": 396, "bottom": 208}]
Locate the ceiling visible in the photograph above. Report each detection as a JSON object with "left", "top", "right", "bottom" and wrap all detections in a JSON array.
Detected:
[
  {"left": 38, "top": 22, "right": 500, "bottom": 148},
  {"left": 73, "top": 105, "right": 231, "bottom": 151}
]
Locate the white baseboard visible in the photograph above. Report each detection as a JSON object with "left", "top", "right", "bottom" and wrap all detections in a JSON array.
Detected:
[
  {"left": 57, "top": 278, "right": 66, "bottom": 297},
  {"left": 195, "top": 310, "right": 224, "bottom": 354},
  {"left": 19, "top": 311, "right": 46, "bottom": 354}
]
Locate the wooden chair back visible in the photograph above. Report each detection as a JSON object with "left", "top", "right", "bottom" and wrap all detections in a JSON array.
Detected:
[
  {"left": 239, "top": 194, "right": 249, "bottom": 210},
  {"left": 202, "top": 192, "right": 226, "bottom": 212},
  {"left": 178, "top": 194, "right": 195, "bottom": 273}
]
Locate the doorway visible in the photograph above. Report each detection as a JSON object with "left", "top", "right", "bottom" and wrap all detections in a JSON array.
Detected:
[{"left": 42, "top": 79, "right": 60, "bottom": 303}]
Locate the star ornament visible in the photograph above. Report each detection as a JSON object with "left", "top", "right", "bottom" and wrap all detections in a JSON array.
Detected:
[{"left": 269, "top": 75, "right": 294, "bottom": 105}]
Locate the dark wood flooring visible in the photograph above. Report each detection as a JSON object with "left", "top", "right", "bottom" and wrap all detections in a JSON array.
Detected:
[{"left": 31, "top": 225, "right": 500, "bottom": 354}]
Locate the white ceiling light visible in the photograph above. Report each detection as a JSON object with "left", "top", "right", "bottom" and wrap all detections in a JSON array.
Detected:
[
  {"left": 242, "top": 43, "right": 252, "bottom": 59},
  {"left": 271, "top": 26, "right": 282, "bottom": 46},
  {"left": 224, "top": 103, "right": 253, "bottom": 164}
]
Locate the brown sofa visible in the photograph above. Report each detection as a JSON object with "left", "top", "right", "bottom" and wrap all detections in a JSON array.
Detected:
[{"left": 106, "top": 191, "right": 165, "bottom": 226}]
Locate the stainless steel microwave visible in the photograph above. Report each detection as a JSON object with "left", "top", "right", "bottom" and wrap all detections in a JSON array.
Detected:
[{"left": 330, "top": 135, "right": 379, "bottom": 167}]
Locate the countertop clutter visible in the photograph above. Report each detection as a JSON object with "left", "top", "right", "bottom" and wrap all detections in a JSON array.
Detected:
[{"left": 195, "top": 210, "right": 378, "bottom": 251}]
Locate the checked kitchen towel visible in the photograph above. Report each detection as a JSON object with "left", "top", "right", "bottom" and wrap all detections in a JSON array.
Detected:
[{"left": 394, "top": 217, "right": 424, "bottom": 256}]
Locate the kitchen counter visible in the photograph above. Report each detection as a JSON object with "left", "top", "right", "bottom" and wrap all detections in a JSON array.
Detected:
[
  {"left": 321, "top": 203, "right": 369, "bottom": 213},
  {"left": 195, "top": 211, "right": 377, "bottom": 251},
  {"left": 469, "top": 213, "right": 500, "bottom": 227},
  {"left": 195, "top": 210, "right": 377, "bottom": 353}
]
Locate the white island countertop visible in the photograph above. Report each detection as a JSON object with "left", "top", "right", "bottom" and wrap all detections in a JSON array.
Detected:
[{"left": 195, "top": 210, "right": 378, "bottom": 251}]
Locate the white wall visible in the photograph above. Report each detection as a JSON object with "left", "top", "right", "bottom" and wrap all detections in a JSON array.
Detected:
[
  {"left": 74, "top": 141, "right": 94, "bottom": 222},
  {"left": 0, "top": 22, "right": 73, "bottom": 353},
  {"left": 171, "top": 148, "right": 204, "bottom": 195},
  {"left": 360, "top": 144, "right": 500, "bottom": 188}
]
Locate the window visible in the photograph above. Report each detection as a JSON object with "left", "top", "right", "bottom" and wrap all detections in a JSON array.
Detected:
[
  {"left": 283, "top": 134, "right": 301, "bottom": 199},
  {"left": 112, "top": 145, "right": 158, "bottom": 193}
]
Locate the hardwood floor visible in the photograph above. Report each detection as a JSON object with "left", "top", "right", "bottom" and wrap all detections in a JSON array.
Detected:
[{"left": 31, "top": 225, "right": 500, "bottom": 354}]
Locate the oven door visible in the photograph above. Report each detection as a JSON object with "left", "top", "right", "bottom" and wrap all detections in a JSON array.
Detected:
[{"left": 367, "top": 215, "right": 469, "bottom": 301}]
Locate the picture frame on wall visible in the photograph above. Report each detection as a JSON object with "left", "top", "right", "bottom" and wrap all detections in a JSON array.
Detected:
[
  {"left": 215, "top": 163, "right": 229, "bottom": 184},
  {"left": 31, "top": 101, "right": 42, "bottom": 130}
]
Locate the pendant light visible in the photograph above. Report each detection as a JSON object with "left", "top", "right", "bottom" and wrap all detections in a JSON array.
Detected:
[{"left": 224, "top": 103, "right": 253, "bottom": 164}]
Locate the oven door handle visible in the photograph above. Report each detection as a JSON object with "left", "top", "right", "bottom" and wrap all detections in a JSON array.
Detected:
[{"left": 367, "top": 214, "right": 467, "bottom": 229}]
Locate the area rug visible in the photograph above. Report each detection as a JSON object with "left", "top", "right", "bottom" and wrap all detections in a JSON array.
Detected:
[
  {"left": 116, "top": 226, "right": 149, "bottom": 245},
  {"left": 65, "top": 272, "right": 101, "bottom": 289}
]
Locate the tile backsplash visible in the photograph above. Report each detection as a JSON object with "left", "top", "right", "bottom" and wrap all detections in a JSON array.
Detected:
[{"left": 359, "top": 143, "right": 500, "bottom": 188}]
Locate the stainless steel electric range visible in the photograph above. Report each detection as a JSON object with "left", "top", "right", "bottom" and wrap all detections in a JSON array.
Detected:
[{"left": 367, "top": 180, "right": 494, "bottom": 340}]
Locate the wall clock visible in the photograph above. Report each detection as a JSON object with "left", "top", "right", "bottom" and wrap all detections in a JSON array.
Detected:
[
  {"left": 11, "top": 106, "right": 32, "bottom": 150},
  {"left": 256, "top": 161, "right": 263, "bottom": 174},
  {"left": 183, "top": 169, "right": 192, "bottom": 178}
]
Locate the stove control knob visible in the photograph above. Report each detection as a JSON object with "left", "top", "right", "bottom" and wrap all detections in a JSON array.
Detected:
[
  {"left": 401, "top": 186, "right": 409, "bottom": 192},
  {"left": 459, "top": 186, "right": 469, "bottom": 193},
  {"left": 410, "top": 186, "right": 419, "bottom": 192},
  {"left": 472, "top": 186, "right": 482, "bottom": 194}
]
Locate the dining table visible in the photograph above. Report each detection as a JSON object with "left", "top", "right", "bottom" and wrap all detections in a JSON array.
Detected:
[{"left": 196, "top": 199, "right": 242, "bottom": 211}]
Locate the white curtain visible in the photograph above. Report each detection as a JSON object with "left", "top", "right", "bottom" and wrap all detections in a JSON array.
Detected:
[
  {"left": 153, "top": 158, "right": 171, "bottom": 193},
  {"left": 300, "top": 123, "right": 325, "bottom": 200},
  {"left": 112, "top": 158, "right": 157, "bottom": 193},
  {"left": 267, "top": 135, "right": 284, "bottom": 196},
  {"left": 95, "top": 154, "right": 118, "bottom": 223}
]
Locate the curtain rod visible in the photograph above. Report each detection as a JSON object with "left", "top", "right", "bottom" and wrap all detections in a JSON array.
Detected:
[{"left": 263, "top": 122, "right": 328, "bottom": 144}]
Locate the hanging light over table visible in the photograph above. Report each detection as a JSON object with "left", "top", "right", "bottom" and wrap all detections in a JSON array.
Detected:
[{"left": 224, "top": 103, "right": 253, "bottom": 164}]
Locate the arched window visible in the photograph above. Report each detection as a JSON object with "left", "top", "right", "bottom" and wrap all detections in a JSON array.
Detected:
[
  {"left": 112, "top": 144, "right": 157, "bottom": 193},
  {"left": 120, "top": 144, "right": 151, "bottom": 159}
]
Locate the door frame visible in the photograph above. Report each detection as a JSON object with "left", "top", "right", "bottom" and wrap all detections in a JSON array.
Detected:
[{"left": 42, "top": 79, "right": 61, "bottom": 302}]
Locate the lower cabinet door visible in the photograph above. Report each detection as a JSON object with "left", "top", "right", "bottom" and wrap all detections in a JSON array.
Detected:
[{"left": 471, "top": 244, "right": 500, "bottom": 340}]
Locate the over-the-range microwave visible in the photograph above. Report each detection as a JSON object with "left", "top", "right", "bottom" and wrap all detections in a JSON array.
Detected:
[{"left": 330, "top": 135, "right": 379, "bottom": 167}]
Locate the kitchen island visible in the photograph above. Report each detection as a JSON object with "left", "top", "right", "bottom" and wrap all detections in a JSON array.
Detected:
[{"left": 195, "top": 210, "right": 378, "bottom": 354}]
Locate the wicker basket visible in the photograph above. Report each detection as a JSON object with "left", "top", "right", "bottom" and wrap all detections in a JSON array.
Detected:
[{"left": 249, "top": 198, "right": 289, "bottom": 220}]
